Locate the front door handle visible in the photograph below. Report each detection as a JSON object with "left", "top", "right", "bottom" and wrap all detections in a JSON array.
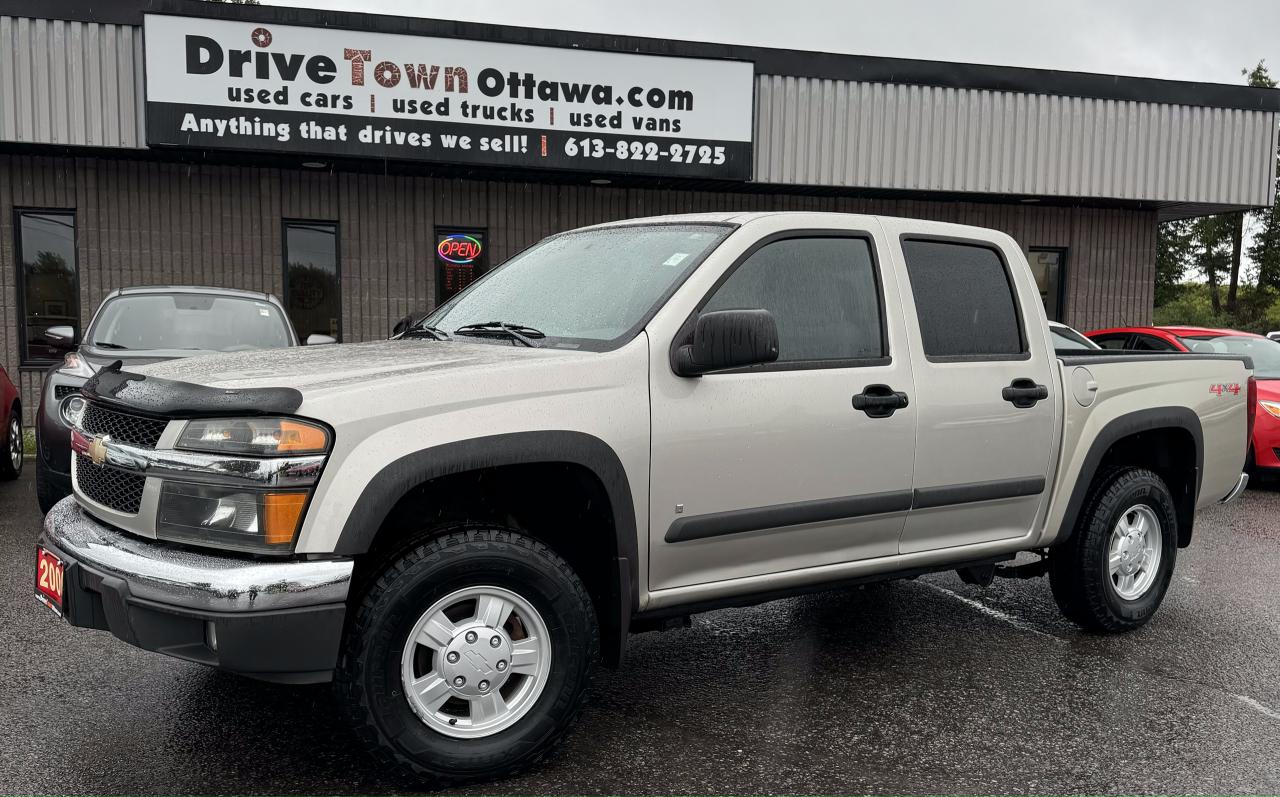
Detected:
[
  {"left": 1002, "top": 378, "right": 1048, "bottom": 408},
  {"left": 853, "top": 384, "right": 909, "bottom": 418}
]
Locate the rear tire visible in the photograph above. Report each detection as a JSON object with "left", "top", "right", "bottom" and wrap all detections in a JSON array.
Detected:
[
  {"left": 336, "top": 524, "right": 598, "bottom": 785},
  {"left": 0, "top": 408, "right": 21, "bottom": 481},
  {"left": 1049, "top": 467, "right": 1178, "bottom": 632}
]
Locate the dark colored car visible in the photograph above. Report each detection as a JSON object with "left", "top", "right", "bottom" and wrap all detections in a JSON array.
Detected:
[
  {"left": 1086, "top": 324, "right": 1280, "bottom": 474},
  {"left": 35, "top": 286, "right": 334, "bottom": 512},
  {"left": 0, "top": 364, "right": 21, "bottom": 481}
]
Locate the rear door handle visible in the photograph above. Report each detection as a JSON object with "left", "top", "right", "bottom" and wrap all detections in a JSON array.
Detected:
[
  {"left": 852, "top": 384, "right": 909, "bottom": 418},
  {"left": 1002, "top": 378, "right": 1048, "bottom": 408}
]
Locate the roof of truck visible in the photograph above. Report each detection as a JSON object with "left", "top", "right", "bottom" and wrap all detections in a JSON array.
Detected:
[{"left": 583, "top": 212, "right": 1010, "bottom": 236}]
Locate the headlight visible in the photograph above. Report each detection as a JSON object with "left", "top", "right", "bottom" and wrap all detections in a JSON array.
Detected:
[
  {"left": 177, "top": 417, "right": 330, "bottom": 456},
  {"left": 58, "top": 352, "right": 96, "bottom": 379},
  {"left": 157, "top": 482, "right": 309, "bottom": 553},
  {"left": 1261, "top": 400, "right": 1280, "bottom": 419},
  {"left": 60, "top": 395, "right": 87, "bottom": 428}
]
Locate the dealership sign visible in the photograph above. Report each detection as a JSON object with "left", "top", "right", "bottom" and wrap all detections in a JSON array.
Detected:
[{"left": 142, "top": 15, "right": 755, "bottom": 179}]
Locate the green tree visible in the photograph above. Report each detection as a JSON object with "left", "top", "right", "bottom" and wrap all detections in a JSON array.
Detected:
[
  {"left": 1192, "top": 214, "right": 1234, "bottom": 314},
  {"left": 1251, "top": 201, "right": 1280, "bottom": 290},
  {"left": 1246, "top": 61, "right": 1280, "bottom": 292},
  {"left": 1155, "top": 217, "right": 1195, "bottom": 305}
]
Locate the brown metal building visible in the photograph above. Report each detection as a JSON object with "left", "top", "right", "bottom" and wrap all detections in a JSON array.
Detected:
[{"left": 2, "top": 0, "right": 1278, "bottom": 424}]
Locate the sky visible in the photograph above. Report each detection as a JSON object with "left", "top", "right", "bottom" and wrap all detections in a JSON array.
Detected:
[{"left": 265, "top": 0, "right": 1280, "bottom": 86}]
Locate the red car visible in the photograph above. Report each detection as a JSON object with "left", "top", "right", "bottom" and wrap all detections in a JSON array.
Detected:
[
  {"left": 1087, "top": 325, "right": 1280, "bottom": 471},
  {"left": 0, "top": 364, "right": 21, "bottom": 480}
]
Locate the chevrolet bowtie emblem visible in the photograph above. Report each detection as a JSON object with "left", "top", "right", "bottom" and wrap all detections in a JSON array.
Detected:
[
  {"left": 87, "top": 435, "right": 109, "bottom": 466},
  {"left": 72, "top": 429, "right": 111, "bottom": 467}
]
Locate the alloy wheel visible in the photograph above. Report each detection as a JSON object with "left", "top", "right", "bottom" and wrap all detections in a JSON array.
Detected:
[
  {"left": 1108, "top": 504, "right": 1162, "bottom": 600},
  {"left": 8, "top": 416, "right": 20, "bottom": 471},
  {"left": 400, "top": 585, "right": 552, "bottom": 739}
]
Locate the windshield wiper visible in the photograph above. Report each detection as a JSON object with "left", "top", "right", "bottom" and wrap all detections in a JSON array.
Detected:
[
  {"left": 453, "top": 321, "right": 545, "bottom": 348},
  {"left": 92, "top": 341, "right": 129, "bottom": 350},
  {"left": 400, "top": 323, "right": 451, "bottom": 341}
]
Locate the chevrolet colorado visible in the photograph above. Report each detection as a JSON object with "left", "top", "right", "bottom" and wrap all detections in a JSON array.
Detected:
[{"left": 36, "top": 213, "right": 1253, "bottom": 783}]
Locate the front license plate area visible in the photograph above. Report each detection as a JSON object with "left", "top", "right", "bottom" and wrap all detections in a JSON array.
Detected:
[{"left": 35, "top": 546, "right": 66, "bottom": 618}]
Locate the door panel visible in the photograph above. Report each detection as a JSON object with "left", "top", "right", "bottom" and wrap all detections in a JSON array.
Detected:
[
  {"left": 647, "top": 227, "right": 916, "bottom": 591},
  {"left": 887, "top": 229, "right": 1057, "bottom": 554}
]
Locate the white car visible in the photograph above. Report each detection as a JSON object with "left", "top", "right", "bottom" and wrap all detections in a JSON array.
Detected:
[{"left": 1050, "top": 320, "right": 1101, "bottom": 350}]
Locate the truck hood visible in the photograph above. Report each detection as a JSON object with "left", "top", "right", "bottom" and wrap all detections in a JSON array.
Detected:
[{"left": 133, "top": 339, "right": 595, "bottom": 395}]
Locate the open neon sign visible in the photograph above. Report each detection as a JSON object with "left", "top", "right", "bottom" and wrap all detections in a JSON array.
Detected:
[{"left": 437, "top": 233, "right": 483, "bottom": 264}]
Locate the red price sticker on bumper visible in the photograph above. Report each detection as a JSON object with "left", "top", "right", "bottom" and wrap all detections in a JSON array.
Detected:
[{"left": 34, "top": 547, "right": 66, "bottom": 617}]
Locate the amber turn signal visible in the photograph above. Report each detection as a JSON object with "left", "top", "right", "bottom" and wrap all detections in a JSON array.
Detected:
[
  {"left": 276, "top": 420, "right": 330, "bottom": 453},
  {"left": 263, "top": 492, "right": 309, "bottom": 545}
]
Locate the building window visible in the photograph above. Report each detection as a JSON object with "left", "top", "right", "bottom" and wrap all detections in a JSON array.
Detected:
[
  {"left": 16, "top": 210, "right": 79, "bottom": 364},
  {"left": 1028, "top": 248, "right": 1067, "bottom": 322},
  {"left": 901, "top": 238, "right": 1025, "bottom": 359},
  {"left": 436, "top": 227, "right": 489, "bottom": 306},
  {"left": 283, "top": 221, "right": 341, "bottom": 341}
]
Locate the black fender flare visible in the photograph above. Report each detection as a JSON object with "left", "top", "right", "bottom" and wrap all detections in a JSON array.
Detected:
[
  {"left": 1055, "top": 407, "right": 1203, "bottom": 547},
  {"left": 332, "top": 430, "right": 638, "bottom": 665}
]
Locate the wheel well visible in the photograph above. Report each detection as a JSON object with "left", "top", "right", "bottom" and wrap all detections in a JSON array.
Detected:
[
  {"left": 1093, "top": 426, "right": 1198, "bottom": 546},
  {"left": 356, "top": 462, "right": 624, "bottom": 664}
]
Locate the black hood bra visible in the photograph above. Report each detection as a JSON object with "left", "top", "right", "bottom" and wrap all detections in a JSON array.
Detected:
[{"left": 82, "top": 360, "right": 304, "bottom": 418}]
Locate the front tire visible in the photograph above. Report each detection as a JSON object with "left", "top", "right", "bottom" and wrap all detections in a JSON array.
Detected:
[
  {"left": 336, "top": 524, "right": 598, "bottom": 785},
  {"left": 1049, "top": 467, "right": 1178, "bottom": 632}
]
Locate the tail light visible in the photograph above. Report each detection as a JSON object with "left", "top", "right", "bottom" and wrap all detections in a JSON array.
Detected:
[{"left": 1247, "top": 375, "right": 1258, "bottom": 452}]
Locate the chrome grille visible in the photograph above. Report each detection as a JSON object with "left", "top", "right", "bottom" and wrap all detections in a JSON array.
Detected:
[
  {"left": 75, "top": 453, "right": 145, "bottom": 514},
  {"left": 80, "top": 403, "right": 167, "bottom": 449}
]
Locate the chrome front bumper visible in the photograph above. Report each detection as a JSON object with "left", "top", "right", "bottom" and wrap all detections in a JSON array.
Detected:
[{"left": 41, "top": 497, "right": 353, "bottom": 613}]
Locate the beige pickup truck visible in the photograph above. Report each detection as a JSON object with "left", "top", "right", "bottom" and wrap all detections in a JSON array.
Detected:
[{"left": 36, "top": 213, "right": 1253, "bottom": 783}]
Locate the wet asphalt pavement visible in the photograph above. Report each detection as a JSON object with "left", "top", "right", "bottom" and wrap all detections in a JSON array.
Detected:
[{"left": 3, "top": 467, "right": 1280, "bottom": 795}]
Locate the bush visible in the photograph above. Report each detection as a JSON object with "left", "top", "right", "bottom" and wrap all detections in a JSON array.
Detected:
[{"left": 1153, "top": 284, "right": 1280, "bottom": 334}]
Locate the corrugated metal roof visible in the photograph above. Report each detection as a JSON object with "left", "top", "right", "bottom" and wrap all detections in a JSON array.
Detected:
[
  {"left": 755, "top": 75, "right": 1279, "bottom": 209},
  {"left": 0, "top": 16, "right": 143, "bottom": 148}
]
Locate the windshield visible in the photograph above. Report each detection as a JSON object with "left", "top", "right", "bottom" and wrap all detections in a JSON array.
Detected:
[
  {"left": 1050, "top": 325, "right": 1096, "bottom": 350},
  {"left": 423, "top": 224, "right": 733, "bottom": 350},
  {"left": 88, "top": 294, "right": 293, "bottom": 352},
  {"left": 1181, "top": 335, "right": 1280, "bottom": 379}
]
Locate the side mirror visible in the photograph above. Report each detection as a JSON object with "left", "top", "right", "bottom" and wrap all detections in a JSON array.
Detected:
[
  {"left": 1268, "top": 331, "right": 1280, "bottom": 342},
  {"left": 305, "top": 333, "right": 337, "bottom": 346},
  {"left": 392, "top": 313, "right": 425, "bottom": 337},
  {"left": 673, "top": 309, "right": 780, "bottom": 377},
  {"left": 44, "top": 325, "right": 76, "bottom": 350}
]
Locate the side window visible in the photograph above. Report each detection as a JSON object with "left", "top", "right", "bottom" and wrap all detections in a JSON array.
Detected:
[
  {"left": 1131, "top": 334, "right": 1174, "bottom": 351},
  {"left": 284, "top": 221, "right": 341, "bottom": 341},
  {"left": 16, "top": 210, "right": 79, "bottom": 364},
  {"left": 900, "top": 239, "right": 1024, "bottom": 359},
  {"left": 1093, "top": 334, "right": 1131, "bottom": 350},
  {"left": 702, "top": 236, "right": 884, "bottom": 363}
]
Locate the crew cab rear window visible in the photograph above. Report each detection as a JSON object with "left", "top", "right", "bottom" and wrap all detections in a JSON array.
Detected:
[
  {"left": 702, "top": 236, "right": 884, "bottom": 363},
  {"left": 901, "top": 239, "right": 1025, "bottom": 359}
]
